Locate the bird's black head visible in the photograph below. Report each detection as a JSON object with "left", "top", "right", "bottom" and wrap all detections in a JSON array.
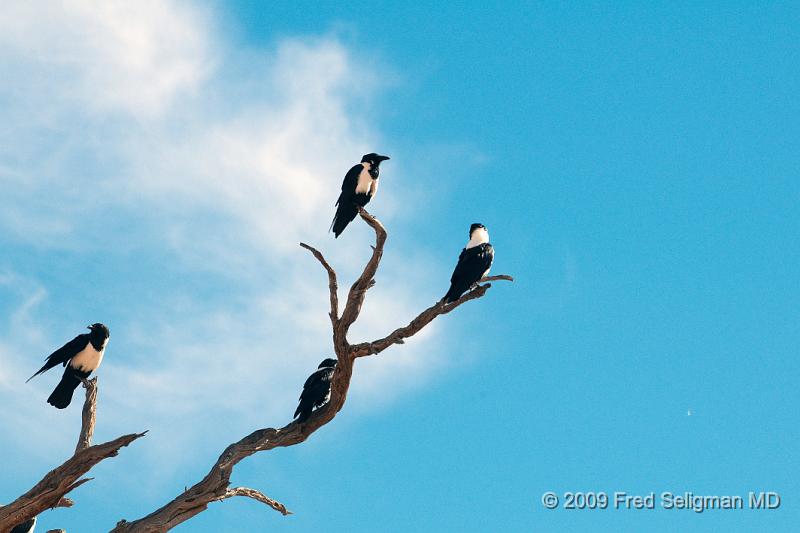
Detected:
[
  {"left": 470, "top": 223, "right": 487, "bottom": 236},
  {"left": 318, "top": 358, "right": 337, "bottom": 369},
  {"left": 87, "top": 323, "right": 110, "bottom": 340},
  {"left": 360, "top": 153, "right": 390, "bottom": 166}
]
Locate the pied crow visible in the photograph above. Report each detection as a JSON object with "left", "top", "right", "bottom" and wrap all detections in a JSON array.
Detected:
[
  {"left": 294, "top": 358, "right": 337, "bottom": 423},
  {"left": 27, "top": 323, "right": 110, "bottom": 409},
  {"left": 444, "top": 223, "right": 494, "bottom": 303},
  {"left": 330, "top": 153, "right": 390, "bottom": 237}
]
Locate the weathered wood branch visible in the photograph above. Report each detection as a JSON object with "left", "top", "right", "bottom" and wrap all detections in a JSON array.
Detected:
[
  {"left": 109, "top": 211, "right": 380, "bottom": 532},
  {"left": 112, "top": 207, "right": 511, "bottom": 532},
  {"left": 480, "top": 274, "right": 514, "bottom": 283},
  {"left": 220, "top": 487, "right": 292, "bottom": 516},
  {"left": 110, "top": 418, "right": 332, "bottom": 532},
  {"left": 0, "top": 433, "right": 145, "bottom": 530},
  {"left": 350, "top": 275, "right": 514, "bottom": 358},
  {"left": 75, "top": 377, "right": 98, "bottom": 454},
  {"left": 0, "top": 379, "right": 143, "bottom": 531},
  {"left": 337, "top": 207, "right": 386, "bottom": 339},
  {"left": 299, "top": 242, "right": 339, "bottom": 325},
  {"left": 54, "top": 498, "right": 74, "bottom": 509}
]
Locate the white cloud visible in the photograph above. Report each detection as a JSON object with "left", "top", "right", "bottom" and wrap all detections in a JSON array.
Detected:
[
  {"left": 0, "top": 0, "right": 213, "bottom": 117},
  {"left": 0, "top": 0, "right": 453, "bottom": 471}
]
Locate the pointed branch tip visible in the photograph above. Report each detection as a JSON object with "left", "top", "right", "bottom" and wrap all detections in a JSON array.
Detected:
[{"left": 223, "top": 487, "right": 292, "bottom": 516}]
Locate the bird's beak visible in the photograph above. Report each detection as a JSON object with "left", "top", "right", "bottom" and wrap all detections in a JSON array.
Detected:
[
  {"left": 376, "top": 155, "right": 390, "bottom": 161},
  {"left": 87, "top": 325, "right": 92, "bottom": 330}
]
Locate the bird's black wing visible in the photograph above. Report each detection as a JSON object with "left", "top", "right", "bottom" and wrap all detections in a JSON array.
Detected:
[
  {"left": 335, "top": 164, "right": 362, "bottom": 206},
  {"left": 479, "top": 243, "right": 495, "bottom": 276},
  {"left": 449, "top": 248, "right": 469, "bottom": 285},
  {"left": 445, "top": 244, "right": 494, "bottom": 302},
  {"left": 330, "top": 164, "right": 364, "bottom": 236},
  {"left": 26, "top": 333, "right": 88, "bottom": 383},
  {"left": 458, "top": 243, "right": 493, "bottom": 279},
  {"left": 299, "top": 367, "right": 333, "bottom": 401},
  {"left": 294, "top": 367, "right": 334, "bottom": 420}
]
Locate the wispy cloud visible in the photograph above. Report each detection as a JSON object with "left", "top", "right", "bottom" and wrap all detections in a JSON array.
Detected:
[
  {"left": 0, "top": 0, "right": 213, "bottom": 117},
  {"left": 0, "top": 0, "right": 452, "bottom": 469}
]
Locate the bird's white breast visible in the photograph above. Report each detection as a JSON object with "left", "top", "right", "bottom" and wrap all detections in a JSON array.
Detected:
[
  {"left": 70, "top": 341, "right": 106, "bottom": 373},
  {"left": 466, "top": 228, "right": 490, "bottom": 249},
  {"left": 355, "top": 163, "right": 376, "bottom": 194}
]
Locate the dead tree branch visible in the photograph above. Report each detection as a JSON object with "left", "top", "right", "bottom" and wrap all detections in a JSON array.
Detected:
[
  {"left": 299, "top": 242, "right": 339, "bottom": 325},
  {"left": 350, "top": 276, "right": 514, "bottom": 358},
  {"left": 75, "top": 377, "right": 98, "bottom": 454},
  {"left": 0, "top": 433, "right": 145, "bottom": 530},
  {"left": 480, "top": 274, "right": 514, "bottom": 283},
  {"left": 220, "top": 487, "right": 292, "bottom": 516},
  {"left": 111, "top": 207, "right": 511, "bottom": 532},
  {"left": 338, "top": 207, "right": 387, "bottom": 337},
  {"left": 0, "top": 377, "right": 143, "bottom": 532}
]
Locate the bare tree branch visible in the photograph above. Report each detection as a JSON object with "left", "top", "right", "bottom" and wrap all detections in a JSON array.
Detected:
[
  {"left": 350, "top": 276, "right": 514, "bottom": 358},
  {"left": 480, "top": 274, "right": 514, "bottom": 283},
  {"left": 338, "top": 207, "right": 386, "bottom": 337},
  {"left": 1, "top": 380, "right": 143, "bottom": 531},
  {"left": 112, "top": 207, "right": 511, "bottom": 532},
  {"left": 0, "top": 433, "right": 145, "bottom": 530},
  {"left": 55, "top": 498, "right": 74, "bottom": 509},
  {"left": 299, "top": 242, "right": 339, "bottom": 325},
  {"left": 220, "top": 487, "right": 292, "bottom": 516},
  {"left": 75, "top": 377, "right": 98, "bottom": 454}
]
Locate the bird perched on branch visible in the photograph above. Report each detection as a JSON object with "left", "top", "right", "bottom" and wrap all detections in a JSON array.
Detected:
[
  {"left": 27, "top": 323, "right": 110, "bottom": 409},
  {"left": 294, "top": 358, "right": 337, "bottom": 423},
  {"left": 10, "top": 517, "right": 36, "bottom": 533},
  {"left": 330, "top": 153, "right": 390, "bottom": 237},
  {"left": 444, "top": 223, "right": 494, "bottom": 303}
]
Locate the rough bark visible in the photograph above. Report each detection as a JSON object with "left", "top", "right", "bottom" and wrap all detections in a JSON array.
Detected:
[
  {"left": 0, "top": 378, "right": 144, "bottom": 531},
  {"left": 75, "top": 378, "right": 98, "bottom": 454},
  {"left": 0, "top": 433, "right": 145, "bottom": 530},
  {"left": 219, "top": 488, "right": 292, "bottom": 516},
  {"left": 111, "top": 207, "right": 512, "bottom": 532}
]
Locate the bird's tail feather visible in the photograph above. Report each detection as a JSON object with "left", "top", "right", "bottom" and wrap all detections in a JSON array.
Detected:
[
  {"left": 294, "top": 400, "right": 313, "bottom": 423},
  {"left": 47, "top": 371, "right": 81, "bottom": 409},
  {"left": 331, "top": 203, "right": 358, "bottom": 238},
  {"left": 444, "top": 284, "right": 463, "bottom": 304}
]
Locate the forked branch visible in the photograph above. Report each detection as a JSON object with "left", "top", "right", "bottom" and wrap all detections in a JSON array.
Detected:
[
  {"left": 0, "top": 433, "right": 145, "bottom": 530},
  {"left": 112, "top": 207, "right": 511, "bottom": 532},
  {"left": 0, "top": 377, "right": 144, "bottom": 531}
]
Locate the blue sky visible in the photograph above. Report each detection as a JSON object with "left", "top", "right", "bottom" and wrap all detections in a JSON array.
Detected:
[{"left": 1, "top": 1, "right": 798, "bottom": 532}]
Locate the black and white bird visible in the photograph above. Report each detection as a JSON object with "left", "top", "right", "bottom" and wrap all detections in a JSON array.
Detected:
[
  {"left": 26, "top": 323, "right": 110, "bottom": 409},
  {"left": 10, "top": 517, "right": 36, "bottom": 533},
  {"left": 330, "top": 153, "right": 390, "bottom": 237},
  {"left": 444, "top": 223, "right": 494, "bottom": 303},
  {"left": 293, "top": 358, "right": 337, "bottom": 423}
]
